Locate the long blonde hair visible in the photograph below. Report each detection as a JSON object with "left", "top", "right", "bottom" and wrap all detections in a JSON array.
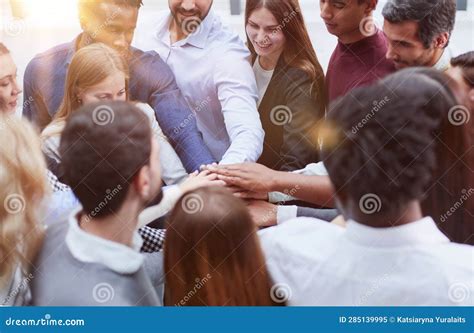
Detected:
[
  {"left": 41, "top": 43, "right": 129, "bottom": 140},
  {"left": 0, "top": 115, "right": 48, "bottom": 287}
]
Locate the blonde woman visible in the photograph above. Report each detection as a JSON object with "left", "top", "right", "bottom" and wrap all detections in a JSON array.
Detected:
[
  {"left": 0, "top": 43, "right": 22, "bottom": 114},
  {"left": 41, "top": 43, "right": 188, "bottom": 185},
  {"left": 0, "top": 115, "right": 48, "bottom": 305}
]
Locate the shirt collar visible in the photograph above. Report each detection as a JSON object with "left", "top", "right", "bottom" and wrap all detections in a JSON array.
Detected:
[
  {"left": 65, "top": 207, "right": 144, "bottom": 274},
  {"left": 156, "top": 10, "right": 215, "bottom": 49},
  {"left": 345, "top": 216, "right": 450, "bottom": 247},
  {"left": 65, "top": 34, "right": 82, "bottom": 66},
  {"left": 433, "top": 48, "right": 452, "bottom": 72}
]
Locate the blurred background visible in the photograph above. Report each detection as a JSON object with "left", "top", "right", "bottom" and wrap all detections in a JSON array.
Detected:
[{"left": 1, "top": 0, "right": 473, "bottom": 108}]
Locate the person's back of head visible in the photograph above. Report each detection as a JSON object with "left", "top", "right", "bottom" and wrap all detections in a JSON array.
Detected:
[
  {"left": 59, "top": 101, "right": 161, "bottom": 222},
  {"left": 0, "top": 115, "right": 47, "bottom": 295},
  {"left": 164, "top": 186, "right": 280, "bottom": 306},
  {"left": 322, "top": 70, "right": 454, "bottom": 227}
]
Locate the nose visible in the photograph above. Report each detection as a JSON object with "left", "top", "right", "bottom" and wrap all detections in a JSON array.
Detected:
[
  {"left": 320, "top": 3, "right": 333, "bottom": 21},
  {"left": 255, "top": 29, "right": 269, "bottom": 45},
  {"left": 181, "top": 0, "right": 196, "bottom": 11},
  {"left": 11, "top": 78, "right": 22, "bottom": 96},
  {"left": 113, "top": 34, "right": 129, "bottom": 52},
  {"left": 385, "top": 43, "right": 397, "bottom": 61}
]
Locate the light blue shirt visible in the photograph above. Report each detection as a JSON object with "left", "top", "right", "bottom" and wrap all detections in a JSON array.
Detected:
[{"left": 134, "top": 10, "right": 264, "bottom": 164}]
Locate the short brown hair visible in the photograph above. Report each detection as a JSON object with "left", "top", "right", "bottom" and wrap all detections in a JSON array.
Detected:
[
  {"left": 164, "top": 187, "right": 281, "bottom": 306},
  {"left": 451, "top": 51, "right": 474, "bottom": 87},
  {"left": 59, "top": 101, "right": 151, "bottom": 218}
]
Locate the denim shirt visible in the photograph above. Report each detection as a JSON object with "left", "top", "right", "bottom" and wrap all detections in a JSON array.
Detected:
[{"left": 23, "top": 35, "right": 216, "bottom": 172}]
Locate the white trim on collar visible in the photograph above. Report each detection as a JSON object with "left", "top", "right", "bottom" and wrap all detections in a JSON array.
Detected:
[
  {"left": 345, "top": 217, "right": 450, "bottom": 247},
  {"left": 65, "top": 207, "right": 144, "bottom": 274}
]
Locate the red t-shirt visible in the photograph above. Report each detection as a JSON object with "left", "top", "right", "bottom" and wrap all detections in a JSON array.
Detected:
[{"left": 326, "top": 30, "right": 396, "bottom": 103}]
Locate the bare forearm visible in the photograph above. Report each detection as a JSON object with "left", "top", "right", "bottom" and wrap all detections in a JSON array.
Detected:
[{"left": 271, "top": 172, "right": 336, "bottom": 208}]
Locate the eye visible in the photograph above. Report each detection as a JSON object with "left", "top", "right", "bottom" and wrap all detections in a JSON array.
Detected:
[{"left": 0, "top": 81, "right": 10, "bottom": 88}]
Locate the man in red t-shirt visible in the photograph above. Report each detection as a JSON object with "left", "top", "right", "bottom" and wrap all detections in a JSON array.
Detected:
[{"left": 321, "top": 0, "right": 396, "bottom": 103}]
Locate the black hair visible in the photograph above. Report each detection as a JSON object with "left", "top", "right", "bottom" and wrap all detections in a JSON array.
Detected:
[
  {"left": 382, "top": 0, "right": 456, "bottom": 48},
  {"left": 78, "top": 0, "right": 143, "bottom": 18},
  {"left": 60, "top": 101, "right": 151, "bottom": 219},
  {"left": 322, "top": 70, "right": 454, "bottom": 218}
]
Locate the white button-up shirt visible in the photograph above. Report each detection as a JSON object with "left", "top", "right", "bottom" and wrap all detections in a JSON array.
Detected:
[
  {"left": 259, "top": 216, "right": 474, "bottom": 306},
  {"left": 134, "top": 10, "right": 264, "bottom": 164}
]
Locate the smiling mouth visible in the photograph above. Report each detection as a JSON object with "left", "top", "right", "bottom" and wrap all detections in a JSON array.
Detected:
[{"left": 256, "top": 43, "right": 272, "bottom": 49}]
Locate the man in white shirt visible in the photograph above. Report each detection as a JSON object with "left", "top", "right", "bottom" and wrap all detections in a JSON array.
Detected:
[
  {"left": 382, "top": 0, "right": 456, "bottom": 72},
  {"left": 133, "top": 0, "right": 264, "bottom": 164},
  {"left": 259, "top": 72, "right": 474, "bottom": 306}
]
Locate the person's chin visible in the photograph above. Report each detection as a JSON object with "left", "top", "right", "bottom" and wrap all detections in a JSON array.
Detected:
[
  {"left": 254, "top": 44, "right": 273, "bottom": 56},
  {"left": 394, "top": 62, "right": 409, "bottom": 70},
  {"left": 324, "top": 23, "right": 338, "bottom": 35}
]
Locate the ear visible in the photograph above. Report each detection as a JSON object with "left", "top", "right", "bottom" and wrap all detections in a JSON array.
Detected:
[
  {"left": 134, "top": 165, "right": 152, "bottom": 200},
  {"left": 469, "top": 88, "right": 474, "bottom": 103},
  {"left": 365, "top": 0, "right": 378, "bottom": 13},
  {"left": 434, "top": 32, "right": 450, "bottom": 49}
]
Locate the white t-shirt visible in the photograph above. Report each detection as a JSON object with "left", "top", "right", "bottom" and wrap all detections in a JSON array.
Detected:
[
  {"left": 253, "top": 56, "right": 275, "bottom": 106},
  {"left": 259, "top": 216, "right": 474, "bottom": 306}
]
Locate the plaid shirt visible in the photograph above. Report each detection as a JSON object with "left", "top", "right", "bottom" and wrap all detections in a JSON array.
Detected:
[{"left": 46, "top": 171, "right": 166, "bottom": 253}]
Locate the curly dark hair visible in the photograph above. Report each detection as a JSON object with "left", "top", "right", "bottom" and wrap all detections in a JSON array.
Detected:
[
  {"left": 382, "top": 0, "right": 456, "bottom": 48},
  {"left": 322, "top": 69, "right": 454, "bottom": 218}
]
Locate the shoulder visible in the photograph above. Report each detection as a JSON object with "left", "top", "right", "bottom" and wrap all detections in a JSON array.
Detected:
[
  {"left": 26, "top": 42, "right": 72, "bottom": 73},
  {"left": 259, "top": 218, "right": 344, "bottom": 259},
  {"left": 208, "top": 16, "right": 250, "bottom": 58}
]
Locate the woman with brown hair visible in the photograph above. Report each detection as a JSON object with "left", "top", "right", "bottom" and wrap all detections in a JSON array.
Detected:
[
  {"left": 245, "top": 0, "right": 326, "bottom": 171},
  {"left": 164, "top": 187, "right": 282, "bottom": 306}
]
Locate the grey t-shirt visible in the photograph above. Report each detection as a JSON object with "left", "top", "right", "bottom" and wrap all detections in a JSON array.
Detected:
[{"left": 32, "top": 220, "right": 162, "bottom": 306}]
